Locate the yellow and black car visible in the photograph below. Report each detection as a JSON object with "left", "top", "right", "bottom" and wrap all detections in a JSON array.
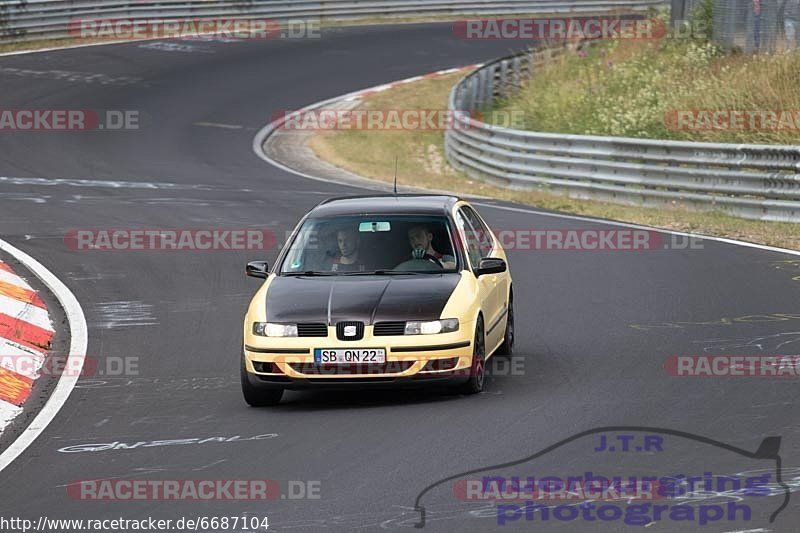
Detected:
[{"left": 241, "top": 195, "right": 513, "bottom": 406}]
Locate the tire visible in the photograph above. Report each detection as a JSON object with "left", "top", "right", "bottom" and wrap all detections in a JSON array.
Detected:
[
  {"left": 460, "top": 315, "right": 486, "bottom": 394},
  {"left": 240, "top": 354, "right": 284, "bottom": 407},
  {"left": 497, "top": 291, "right": 514, "bottom": 356}
]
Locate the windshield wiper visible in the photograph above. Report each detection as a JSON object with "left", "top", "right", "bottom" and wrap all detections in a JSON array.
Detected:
[
  {"left": 339, "top": 270, "right": 423, "bottom": 275},
  {"left": 281, "top": 271, "right": 337, "bottom": 277}
]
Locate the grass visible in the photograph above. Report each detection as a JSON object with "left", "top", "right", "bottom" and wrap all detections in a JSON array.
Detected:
[
  {"left": 0, "top": 37, "right": 94, "bottom": 54},
  {"left": 307, "top": 72, "right": 800, "bottom": 251},
  {"left": 490, "top": 38, "right": 800, "bottom": 144}
]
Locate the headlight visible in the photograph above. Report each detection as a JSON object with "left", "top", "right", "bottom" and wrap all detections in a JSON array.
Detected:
[
  {"left": 253, "top": 322, "right": 298, "bottom": 337},
  {"left": 405, "top": 318, "right": 459, "bottom": 335}
]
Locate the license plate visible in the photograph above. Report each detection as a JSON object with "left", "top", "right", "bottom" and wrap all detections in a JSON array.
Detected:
[{"left": 314, "top": 348, "right": 386, "bottom": 364}]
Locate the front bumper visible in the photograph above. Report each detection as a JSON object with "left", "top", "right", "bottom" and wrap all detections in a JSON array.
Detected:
[
  {"left": 244, "top": 372, "right": 470, "bottom": 390},
  {"left": 243, "top": 324, "right": 474, "bottom": 388}
]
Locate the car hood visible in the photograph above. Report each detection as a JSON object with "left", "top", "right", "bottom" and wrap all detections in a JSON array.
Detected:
[{"left": 265, "top": 274, "right": 461, "bottom": 324}]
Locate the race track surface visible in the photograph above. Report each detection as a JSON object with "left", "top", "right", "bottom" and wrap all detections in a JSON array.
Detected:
[{"left": 0, "top": 23, "right": 798, "bottom": 532}]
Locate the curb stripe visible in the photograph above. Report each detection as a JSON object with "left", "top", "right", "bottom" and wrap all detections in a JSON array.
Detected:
[
  {"left": 0, "top": 368, "right": 33, "bottom": 406},
  {"left": 0, "top": 240, "right": 86, "bottom": 473},
  {"left": 0, "top": 269, "right": 33, "bottom": 289},
  {"left": 0, "top": 335, "right": 46, "bottom": 381},
  {"left": 0, "top": 280, "right": 46, "bottom": 309},
  {"left": 0, "top": 296, "right": 54, "bottom": 332},
  {"left": 0, "top": 257, "right": 55, "bottom": 424},
  {"left": 0, "top": 313, "right": 53, "bottom": 352},
  {"left": 0, "top": 403, "right": 22, "bottom": 427},
  {"left": 0, "top": 338, "right": 45, "bottom": 359},
  {"left": 0, "top": 347, "right": 45, "bottom": 380}
]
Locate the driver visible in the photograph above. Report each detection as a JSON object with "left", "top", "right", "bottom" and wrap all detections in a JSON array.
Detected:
[
  {"left": 407, "top": 225, "right": 456, "bottom": 269},
  {"left": 330, "top": 227, "right": 363, "bottom": 272}
]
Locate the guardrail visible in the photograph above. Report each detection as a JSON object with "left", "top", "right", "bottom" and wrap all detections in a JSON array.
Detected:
[
  {"left": 0, "top": 0, "right": 664, "bottom": 42},
  {"left": 445, "top": 47, "right": 800, "bottom": 222}
]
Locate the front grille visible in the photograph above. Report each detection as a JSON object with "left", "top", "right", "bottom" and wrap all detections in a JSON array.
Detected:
[
  {"left": 300, "top": 377, "right": 397, "bottom": 383},
  {"left": 336, "top": 321, "right": 364, "bottom": 341},
  {"left": 288, "top": 361, "right": 414, "bottom": 375},
  {"left": 374, "top": 321, "right": 406, "bottom": 336},
  {"left": 297, "top": 323, "right": 328, "bottom": 337}
]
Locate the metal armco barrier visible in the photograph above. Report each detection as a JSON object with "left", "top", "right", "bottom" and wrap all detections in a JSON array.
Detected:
[
  {"left": 445, "top": 48, "right": 800, "bottom": 222},
  {"left": 0, "top": 0, "right": 664, "bottom": 42}
]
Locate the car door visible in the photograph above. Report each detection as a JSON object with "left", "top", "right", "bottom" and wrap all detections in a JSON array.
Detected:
[
  {"left": 462, "top": 205, "right": 508, "bottom": 349},
  {"left": 455, "top": 206, "right": 502, "bottom": 348}
]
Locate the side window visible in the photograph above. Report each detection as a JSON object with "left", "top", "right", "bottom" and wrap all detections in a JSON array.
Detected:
[
  {"left": 462, "top": 206, "right": 494, "bottom": 257},
  {"left": 456, "top": 209, "right": 482, "bottom": 268}
]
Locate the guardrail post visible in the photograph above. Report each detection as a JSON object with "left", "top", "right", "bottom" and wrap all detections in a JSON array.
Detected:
[
  {"left": 499, "top": 59, "right": 509, "bottom": 99},
  {"left": 467, "top": 77, "right": 477, "bottom": 112},
  {"left": 511, "top": 56, "right": 521, "bottom": 93},
  {"left": 483, "top": 65, "right": 494, "bottom": 107}
]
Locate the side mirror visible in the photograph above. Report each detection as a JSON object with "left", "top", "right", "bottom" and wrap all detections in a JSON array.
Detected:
[
  {"left": 246, "top": 261, "right": 269, "bottom": 279},
  {"left": 476, "top": 257, "right": 506, "bottom": 276}
]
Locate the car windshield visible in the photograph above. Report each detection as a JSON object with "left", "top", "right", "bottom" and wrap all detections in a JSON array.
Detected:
[{"left": 280, "top": 215, "right": 460, "bottom": 275}]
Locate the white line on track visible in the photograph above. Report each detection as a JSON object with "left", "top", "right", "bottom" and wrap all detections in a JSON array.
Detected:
[
  {"left": 0, "top": 238, "right": 87, "bottom": 474},
  {"left": 193, "top": 121, "right": 243, "bottom": 130},
  {"left": 0, "top": 176, "right": 193, "bottom": 189},
  {"left": 473, "top": 202, "right": 800, "bottom": 258},
  {"left": 0, "top": 32, "right": 245, "bottom": 58}
]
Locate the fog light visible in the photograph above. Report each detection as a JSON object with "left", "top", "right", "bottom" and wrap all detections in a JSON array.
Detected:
[{"left": 252, "top": 361, "right": 283, "bottom": 374}]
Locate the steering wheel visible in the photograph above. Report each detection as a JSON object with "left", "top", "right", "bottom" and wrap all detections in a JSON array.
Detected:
[
  {"left": 420, "top": 253, "right": 444, "bottom": 268},
  {"left": 394, "top": 253, "right": 444, "bottom": 272}
]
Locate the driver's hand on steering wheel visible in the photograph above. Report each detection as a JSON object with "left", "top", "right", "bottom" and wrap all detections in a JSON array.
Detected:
[{"left": 411, "top": 247, "right": 443, "bottom": 267}]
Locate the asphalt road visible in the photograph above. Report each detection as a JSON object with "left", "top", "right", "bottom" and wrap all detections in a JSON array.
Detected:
[{"left": 0, "top": 23, "right": 798, "bottom": 532}]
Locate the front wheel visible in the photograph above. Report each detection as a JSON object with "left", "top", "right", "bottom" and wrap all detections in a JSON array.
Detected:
[
  {"left": 240, "top": 354, "right": 283, "bottom": 407},
  {"left": 459, "top": 316, "right": 486, "bottom": 394}
]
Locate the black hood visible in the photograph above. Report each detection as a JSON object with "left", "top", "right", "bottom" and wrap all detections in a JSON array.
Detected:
[{"left": 265, "top": 275, "right": 461, "bottom": 324}]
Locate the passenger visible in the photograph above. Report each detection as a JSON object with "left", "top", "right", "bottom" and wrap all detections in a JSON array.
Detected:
[{"left": 330, "top": 227, "right": 362, "bottom": 272}]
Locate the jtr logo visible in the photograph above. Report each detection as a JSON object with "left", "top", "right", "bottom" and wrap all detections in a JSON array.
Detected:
[{"left": 594, "top": 434, "right": 664, "bottom": 453}]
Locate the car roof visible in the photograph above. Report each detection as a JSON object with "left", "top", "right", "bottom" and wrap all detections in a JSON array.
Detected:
[{"left": 309, "top": 194, "right": 463, "bottom": 217}]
